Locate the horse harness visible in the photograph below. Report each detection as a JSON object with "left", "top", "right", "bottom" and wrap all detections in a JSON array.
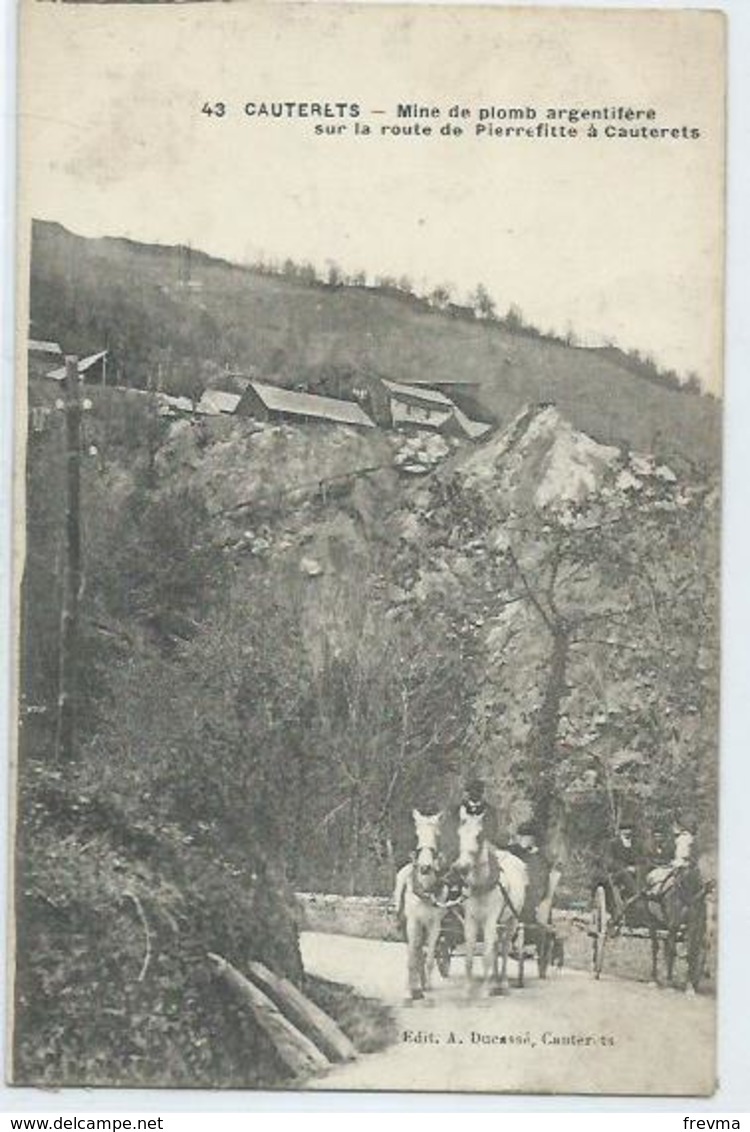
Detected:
[
  {"left": 495, "top": 869, "right": 523, "bottom": 922},
  {"left": 645, "top": 868, "right": 711, "bottom": 912},
  {"left": 410, "top": 837, "right": 524, "bottom": 919},
  {"left": 465, "top": 843, "right": 523, "bottom": 921},
  {"left": 410, "top": 856, "right": 445, "bottom": 908}
]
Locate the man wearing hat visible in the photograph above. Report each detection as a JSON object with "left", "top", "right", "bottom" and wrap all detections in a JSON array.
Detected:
[
  {"left": 508, "top": 820, "right": 561, "bottom": 926},
  {"left": 643, "top": 809, "right": 703, "bottom": 909},
  {"left": 441, "top": 775, "right": 503, "bottom": 867},
  {"left": 669, "top": 810, "right": 703, "bottom": 903},
  {"left": 459, "top": 776, "right": 500, "bottom": 845},
  {"left": 603, "top": 814, "right": 648, "bottom": 917},
  {"left": 671, "top": 810, "right": 698, "bottom": 867}
]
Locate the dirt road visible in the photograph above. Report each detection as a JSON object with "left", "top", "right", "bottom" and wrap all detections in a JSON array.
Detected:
[{"left": 300, "top": 931, "right": 716, "bottom": 1096}]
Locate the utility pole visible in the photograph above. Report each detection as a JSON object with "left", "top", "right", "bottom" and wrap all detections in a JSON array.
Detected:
[
  {"left": 54, "top": 356, "right": 82, "bottom": 761},
  {"left": 145, "top": 364, "right": 160, "bottom": 487}
]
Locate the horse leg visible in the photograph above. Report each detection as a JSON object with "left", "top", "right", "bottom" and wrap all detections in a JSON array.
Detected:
[
  {"left": 464, "top": 909, "right": 478, "bottom": 987},
  {"left": 686, "top": 903, "right": 706, "bottom": 996},
  {"left": 649, "top": 930, "right": 661, "bottom": 987},
  {"left": 665, "top": 932, "right": 677, "bottom": 988},
  {"left": 418, "top": 917, "right": 428, "bottom": 991},
  {"left": 406, "top": 915, "right": 424, "bottom": 1000},
  {"left": 423, "top": 912, "right": 442, "bottom": 992},
  {"left": 496, "top": 923, "right": 510, "bottom": 995},
  {"left": 516, "top": 922, "right": 525, "bottom": 989},
  {"left": 538, "top": 927, "right": 550, "bottom": 981},
  {"left": 484, "top": 916, "right": 500, "bottom": 994}
]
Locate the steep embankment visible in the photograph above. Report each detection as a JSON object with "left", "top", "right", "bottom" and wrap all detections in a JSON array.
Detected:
[
  {"left": 16, "top": 365, "right": 718, "bottom": 1085},
  {"left": 15, "top": 405, "right": 401, "bottom": 1088},
  {"left": 30, "top": 219, "right": 720, "bottom": 464}
]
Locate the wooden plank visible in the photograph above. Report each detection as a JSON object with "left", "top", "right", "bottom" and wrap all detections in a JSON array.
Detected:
[
  {"left": 246, "top": 960, "right": 356, "bottom": 1063},
  {"left": 207, "top": 953, "right": 330, "bottom": 1078}
]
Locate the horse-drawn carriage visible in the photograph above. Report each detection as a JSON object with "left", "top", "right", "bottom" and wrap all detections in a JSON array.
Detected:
[
  {"left": 589, "top": 863, "right": 712, "bottom": 991},
  {"left": 433, "top": 898, "right": 564, "bottom": 981},
  {"left": 395, "top": 809, "right": 562, "bottom": 999},
  {"left": 395, "top": 805, "right": 715, "bottom": 1000}
]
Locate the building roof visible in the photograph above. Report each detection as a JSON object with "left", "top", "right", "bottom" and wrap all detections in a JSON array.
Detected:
[
  {"left": 248, "top": 381, "right": 375, "bottom": 428},
  {"left": 156, "top": 393, "right": 194, "bottom": 414},
  {"left": 196, "top": 389, "right": 242, "bottom": 415},
  {"left": 79, "top": 350, "right": 108, "bottom": 372},
  {"left": 451, "top": 405, "right": 492, "bottom": 440},
  {"left": 381, "top": 379, "right": 455, "bottom": 408},
  {"left": 46, "top": 350, "right": 108, "bottom": 381},
  {"left": 385, "top": 376, "right": 491, "bottom": 439},
  {"left": 29, "top": 339, "right": 63, "bottom": 356},
  {"left": 396, "top": 375, "right": 481, "bottom": 387}
]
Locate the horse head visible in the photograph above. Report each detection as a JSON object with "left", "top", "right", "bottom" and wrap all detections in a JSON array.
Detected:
[
  {"left": 456, "top": 809, "right": 485, "bottom": 877},
  {"left": 412, "top": 809, "right": 442, "bottom": 886},
  {"left": 413, "top": 808, "right": 441, "bottom": 850}
]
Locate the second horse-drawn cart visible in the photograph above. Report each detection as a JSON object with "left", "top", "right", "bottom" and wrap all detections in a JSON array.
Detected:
[{"left": 589, "top": 866, "right": 712, "bottom": 991}]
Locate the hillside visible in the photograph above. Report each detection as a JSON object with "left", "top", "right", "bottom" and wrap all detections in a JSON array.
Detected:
[
  {"left": 17, "top": 215, "right": 721, "bottom": 1084},
  {"left": 17, "top": 391, "right": 404, "bottom": 1086},
  {"left": 21, "top": 386, "right": 720, "bottom": 867},
  {"left": 16, "top": 364, "right": 719, "bottom": 1082},
  {"left": 29, "top": 220, "right": 720, "bottom": 465}
]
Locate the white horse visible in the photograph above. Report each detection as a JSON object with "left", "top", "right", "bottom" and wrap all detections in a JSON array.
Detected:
[
  {"left": 456, "top": 810, "right": 528, "bottom": 995},
  {"left": 393, "top": 810, "right": 446, "bottom": 1001}
]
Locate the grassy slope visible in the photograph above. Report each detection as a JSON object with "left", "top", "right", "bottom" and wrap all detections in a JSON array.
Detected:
[
  {"left": 31, "top": 220, "right": 720, "bottom": 465},
  {"left": 13, "top": 757, "right": 396, "bottom": 1087}
]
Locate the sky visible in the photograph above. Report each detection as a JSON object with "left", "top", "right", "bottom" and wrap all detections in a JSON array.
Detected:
[{"left": 17, "top": 2, "right": 725, "bottom": 392}]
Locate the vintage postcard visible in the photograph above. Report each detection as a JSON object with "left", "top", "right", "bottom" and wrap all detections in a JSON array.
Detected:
[{"left": 11, "top": 1, "right": 724, "bottom": 1095}]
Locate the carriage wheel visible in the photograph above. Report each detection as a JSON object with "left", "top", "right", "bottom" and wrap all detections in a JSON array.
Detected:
[
  {"left": 435, "top": 933, "right": 452, "bottom": 979},
  {"left": 591, "top": 885, "right": 608, "bottom": 979},
  {"left": 537, "top": 926, "right": 551, "bottom": 980}
]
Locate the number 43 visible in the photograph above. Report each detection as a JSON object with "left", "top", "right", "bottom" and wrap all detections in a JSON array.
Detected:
[{"left": 202, "top": 102, "right": 226, "bottom": 117}]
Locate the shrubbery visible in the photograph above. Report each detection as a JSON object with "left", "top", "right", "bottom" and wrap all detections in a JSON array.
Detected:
[
  {"left": 13, "top": 757, "right": 303, "bottom": 1086},
  {"left": 14, "top": 373, "right": 719, "bottom": 1082}
]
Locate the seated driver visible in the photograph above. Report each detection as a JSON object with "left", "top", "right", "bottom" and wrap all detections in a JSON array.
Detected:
[
  {"left": 441, "top": 774, "right": 502, "bottom": 866},
  {"left": 458, "top": 776, "right": 501, "bottom": 846},
  {"left": 508, "top": 820, "right": 561, "bottom": 926},
  {"left": 603, "top": 820, "right": 647, "bottom": 915}
]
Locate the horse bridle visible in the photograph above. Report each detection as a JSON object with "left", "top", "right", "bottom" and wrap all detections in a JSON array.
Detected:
[
  {"left": 461, "top": 827, "right": 522, "bottom": 919},
  {"left": 412, "top": 847, "right": 449, "bottom": 907}
]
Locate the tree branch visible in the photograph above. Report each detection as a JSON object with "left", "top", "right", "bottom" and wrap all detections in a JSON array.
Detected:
[{"left": 505, "top": 545, "right": 555, "bottom": 632}]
